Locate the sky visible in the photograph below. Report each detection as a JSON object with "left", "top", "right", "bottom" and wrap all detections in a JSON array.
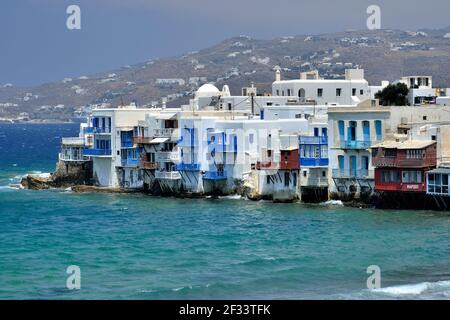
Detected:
[{"left": 1, "top": 0, "right": 450, "bottom": 86}]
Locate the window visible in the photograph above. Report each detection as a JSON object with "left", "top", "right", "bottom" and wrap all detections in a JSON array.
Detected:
[
  {"left": 428, "top": 173, "right": 449, "bottom": 194},
  {"left": 266, "top": 175, "right": 271, "bottom": 185},
  {"left": 276, "top": 90, "right": 280, "bottom": 96},
  {"left": 293, "top": 172, "right": 297, "bottom": 187},
  {"left": 303, "top": 170, "right": 307, "bottom": 177},
  {"left": 406, "top": 149, "right": 423, "bottom": 159},
  {"left": 381, "top": 170, "right": 401, "bottom": 183},
  {"left": 385, "top": 149, "right": 396, "bottom": 157},
  {"left": 322, "top": 171, "right": 326, "bottom": 177},
  {"left": 249, "top": 134, "right": 254, "bottom": 144},
  {"left": 352, "top": 88, "right": 356, "bottom": 96},
  {"left": 360, "top": 89, "right": 364, "bottom": 95},
  {"left": 423, "top": 116, "right": 427, "bottom": 121},
  {"left": 317, "top": 88, "right": 323, "bottom": 97},
  {"left": 336, "top": 88, "right": 342, "bottom": 97},
  {"left": 287, "top": 89, "right": 291, "bottom": 96},
  {"left": 402, "top": 171, "right": 423, "bottom": 183}
]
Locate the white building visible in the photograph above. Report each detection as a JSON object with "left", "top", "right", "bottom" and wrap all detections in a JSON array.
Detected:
[
  {"left": 272, "top": 69, "right": 371, "bottom": 105},
  {"left": 327, "top": 101, "right": 390, "bottom": 198}
]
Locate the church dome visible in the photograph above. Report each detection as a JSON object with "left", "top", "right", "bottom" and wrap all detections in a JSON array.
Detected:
[{"left": 195, "top": 83, "right": 221, "bottom": 98}]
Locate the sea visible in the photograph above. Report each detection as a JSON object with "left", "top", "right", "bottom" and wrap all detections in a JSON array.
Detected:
[{"left": 1, "top": 123, "right": 450, "bottom": 300}]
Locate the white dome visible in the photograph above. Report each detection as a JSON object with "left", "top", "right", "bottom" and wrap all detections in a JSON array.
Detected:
[{"left": 195, "top": 83, "right": 221, "bottom": 98}]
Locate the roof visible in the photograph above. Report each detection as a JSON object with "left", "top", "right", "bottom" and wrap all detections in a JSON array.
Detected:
[
  {"left": 156, "top": 113, "right": 177, "bottom": 120},
  {"left": 150, "top": 137, "right": 169, "bottom": 144},
  {"left": 372, "top": 140, "right": 436, "bottom": 149},
  {"left": 195, "top": 84, "right": 220, "bottom": 98},
  {"left": 428, "top": 168, "right": 450, "bottom": 175}
]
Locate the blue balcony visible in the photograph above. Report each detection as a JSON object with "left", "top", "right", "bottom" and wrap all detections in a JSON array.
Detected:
[
  {"left": 176, "top": 163, "right": 201, "bottom": 171},
  {"left": 83, "top": 148, "right": 112, "bottom": 156},
  {"left": 299, "top": 136, "right": 328, "bottom": 145},
  {"left": 121, "top": 139, "right": 134, "bottom": 148},
  {"left": 203, "top": 171, "right": 227, "bottom": 180},
  {"left": 300, "top": 158, "right": 329, "bottom": 167},
  {"left": 121, "top": 158, "right": 139, "bottom": 167},
  {"left": 340, "top": 140, "right": 372, "bottom": 149},
  {"left": 85, "top": 127, "right": 112, "bottom": 134}
]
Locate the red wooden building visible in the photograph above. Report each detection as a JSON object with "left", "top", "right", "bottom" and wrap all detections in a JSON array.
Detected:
[
  {"left": 256, "top": 147, "right": 300, "bottom": 170},
  {"left": 371, "top": 140, "right": 437, "bottom": 193}
]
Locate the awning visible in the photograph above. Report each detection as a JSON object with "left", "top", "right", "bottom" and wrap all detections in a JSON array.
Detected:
[
  {"left": 157, "top": 113, "right": 177, "bottom": 120},
  {"left": 150, "top": 137, "right": 169, "bottom": 144}
]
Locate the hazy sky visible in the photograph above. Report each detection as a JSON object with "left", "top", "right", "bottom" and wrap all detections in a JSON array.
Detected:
[{"left": 1, "top": 0, "right": 450, "bottom": 86}]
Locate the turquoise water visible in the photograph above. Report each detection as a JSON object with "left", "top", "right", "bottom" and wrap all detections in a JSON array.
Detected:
[{"left": 1, "top": 124, "right": 450, "bottom": 300}]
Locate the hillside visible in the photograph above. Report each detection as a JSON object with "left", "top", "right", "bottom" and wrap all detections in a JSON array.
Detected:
[{"left": 2, "top": 27, "right": 450, "bottom": 122}]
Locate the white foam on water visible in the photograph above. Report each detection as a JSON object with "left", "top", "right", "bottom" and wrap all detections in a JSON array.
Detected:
[
  {"left": 219, "top": 194, "right": 242, "bottom": 200},
  {"left": 373, "top": 283, "right": 430, "bottom": 295},
  {"left": 371, "top": 279, "right": 450, "bottom": 298},
  {"left": 321, "top": 200, "right": 344, "bottom": 206}
]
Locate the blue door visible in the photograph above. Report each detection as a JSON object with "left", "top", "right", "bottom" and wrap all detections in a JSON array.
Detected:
[
  {"left": 338, "top": 121, "right": 345, "bottom": 143},
  {"left": 350, "top": 156, "right": 357, "bottom": 177},
  {"left": 338, "top": 155, "right": 345, "bottom": 176},
  {"left": 375, "top": 120, "right": 382, "bottom": 142},
  {"left": 361, "top": 156, "right": 369, "bottom": 177},
  {"left": 363, "top": 121, "right": 370, "bottom": 143},
  {"left": 314, "top": 128, "right": 319, "bottom": 137}
]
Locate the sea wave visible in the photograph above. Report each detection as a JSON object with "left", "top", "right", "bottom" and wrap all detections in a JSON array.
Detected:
[
  {"left": 369, "top": 280, "right": 450, "bottom": 298},
  {"left": 219, "top": 195, "right": 242, "bottom": 200}
]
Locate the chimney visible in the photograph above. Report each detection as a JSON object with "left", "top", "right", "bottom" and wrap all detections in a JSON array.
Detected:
[{"left": 275, "top": 69, "right": 281, "bottom": 82}]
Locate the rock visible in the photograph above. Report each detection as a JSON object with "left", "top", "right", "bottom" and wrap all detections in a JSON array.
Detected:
[
  {"left": 51, "top": 160, "right": 93, "bottom": 187},
  {"left": 21, "top": 174, "right": 53, "bottom": 190}
]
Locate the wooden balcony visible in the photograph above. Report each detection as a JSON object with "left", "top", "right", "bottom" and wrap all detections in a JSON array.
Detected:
[
  {"left": 140, "top": 161, "right": 158, "bottom": 170},
  {"left": 133, "top": 136, "right": 153, "bottom": 144}
]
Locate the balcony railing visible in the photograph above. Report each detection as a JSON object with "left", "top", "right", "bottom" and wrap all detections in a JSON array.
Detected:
[
  {"left": 203, "top": 171, "right": 227, "bottom": 180},
  {"left": 133, "top": 136, "right": 153, "bottom": 144},
  {"left": 86, "top": 127, "right": 111, "bottom": 134},
  {"left": 300, "top": 158, "right": 329, "bottom": 167},
  {"left": 59, "top": 153, "right": 89, "bottom": 162},
  {"left": 372, "top": 156, "right": 435, "bottom": 168},
  {"left": 83, "top": 148, "right": 112, "bottom": 156},
  {"left": 340, "top": 140, "right": 372, "bottom": 150},
  {"left": 176, "top": 163, "right": 201, "bottom": 171},
  {"left": 156, "top": 151, "right": 180, "bottom": 162},
  {"left": 256, "top": 161, "right": 279, "bottom": 170},
  {"left": 299, "top": 136, "right": 328, "bottom": 145},
  {"left": 140, "top": 161, "right": 158, "bottom": 170},
  {"left": 155, "top": 171, "right": 181, "bottom": 180},
  {"left": 332, "top": 169, "right": 374, "bottom": 179},
  {"left": 121, "top": 158, "right": 139, "bottom": 167},
  {"left": 300, "top": 177, "right": 329, "bottom": 187},
  {"left": 61, "top": 137, "right": 85, "bottom": 146},
  {"left": 153, "top": 128, "right": 178, "bottom": 139}
]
